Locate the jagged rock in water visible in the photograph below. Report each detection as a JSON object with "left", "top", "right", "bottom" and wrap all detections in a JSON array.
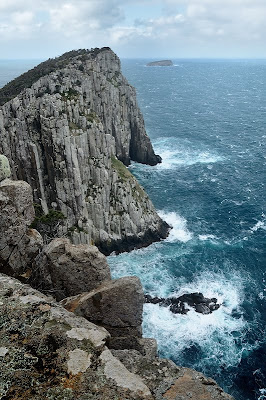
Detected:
[
  {"left": 0, "top": 179, "right": 43, "bottom": 278},
  {"left": 145, "top": 292, "right": 220, "bottom": 315},
  {"left": 0, "top": 273, "right": 234, "bottom": 400},
  {"left": 31, "top": 237, "right": 111, "bottom": 301},
  {"left": 61, "top": 276, "right": 144, "bottom": 344},
  {"left": 0, "top": 155, "right": 11, "bottom": 181},
  {"left": 0, "top": 48, "right": 169, "bottom": 254}
]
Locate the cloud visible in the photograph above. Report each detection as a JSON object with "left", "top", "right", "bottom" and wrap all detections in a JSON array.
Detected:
[
  {"left": 49, "top": 0, "right": 125, "bottom": 35},
  {"left": 117, "top": 0, "right": 266, "bottom": 56},
  {"left": 0, "top": 0, "right": 265, "bottom": 58}
]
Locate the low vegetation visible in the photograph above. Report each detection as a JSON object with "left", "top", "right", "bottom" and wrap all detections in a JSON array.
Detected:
[{"left": 0, "top": 47, "right": 111, "bottom": 105}]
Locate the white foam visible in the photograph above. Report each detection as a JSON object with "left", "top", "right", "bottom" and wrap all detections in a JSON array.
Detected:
[
  {"left": 142, "top": 269, "right": 251, "bottom": 370},
  {"left": 198, "top": 234, "right": 218, "bottom": 241},
  {"left": 250, "top": 220, "right": 266, "bottom": 232},
  {"left": 153, "top": 139, "right": 224, "bottom": 170},
  {"left": 258, "top": 389, "right": 266, "bottom": 400},
  {"left": 158, "top": 211, "right": 193, "bottom": 242}
]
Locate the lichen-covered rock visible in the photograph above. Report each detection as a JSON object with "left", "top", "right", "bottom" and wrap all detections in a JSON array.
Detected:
[
  {"left": 0, "top": 273, "right": 152, "bottom": 399},
  {"left": 0, "top": 154, "right": 11, "bottom": 181},
  {"left": 31, "top": 237, "right": 111, "bottom": 301},
  {"left": 112, "top": 350, "right": 235, "bottom": 400},
  {"left": 0, "top": 179, "right": 43, "bottom": 277},
  {"left": 0, "top": 273, "right": 234, "bottom": 400},
  {"left": 61, "top": 276, "right": 144, "bottom": 340}
]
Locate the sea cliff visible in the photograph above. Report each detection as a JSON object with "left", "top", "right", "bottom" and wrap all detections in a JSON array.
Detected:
[{"left": 0, "top": 48, "right": 168, "bottom": 254}]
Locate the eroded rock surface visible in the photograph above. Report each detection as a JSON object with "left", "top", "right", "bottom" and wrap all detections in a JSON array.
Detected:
[
  {"left": 31, "top": 237, "right": 111, "bottom": 300},
  {"left": 0, "top": 48, "right": 169, "bottom": 253},
  {"left": 61, "top": 276, "right": 144, "bottom": 343},
  {"left": 0, "top": 179, "right": 43, "bottom": 278},
  {"left": 112, "top": 350, "right": 234, "bottom": 400}
]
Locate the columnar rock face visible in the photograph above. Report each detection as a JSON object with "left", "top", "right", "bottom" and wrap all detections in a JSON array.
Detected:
[
  {"left": 0, "top": 48, "right": 169, "bottom": 254},
  {"left": 0, "top": 179, "right": 43, "bottom": 277},
  {"left": 32, "top": 237, "right": 111, "bottom": 301}
]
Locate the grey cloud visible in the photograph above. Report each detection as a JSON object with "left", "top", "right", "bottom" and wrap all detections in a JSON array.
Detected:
[{"left": 0, "top": 0, "right": 265, "bottom": 58}]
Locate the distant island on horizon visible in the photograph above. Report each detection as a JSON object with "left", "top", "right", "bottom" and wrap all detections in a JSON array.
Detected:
[{"left": 146, "top": 60, "right": 173, "bottom": 66}]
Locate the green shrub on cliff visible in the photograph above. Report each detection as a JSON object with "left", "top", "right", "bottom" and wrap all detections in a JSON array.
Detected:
[{"left": 31, "top": 206, "right": 66, "bottom": 243}]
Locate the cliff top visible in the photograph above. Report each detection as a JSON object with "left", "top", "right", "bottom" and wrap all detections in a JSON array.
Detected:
[{"left": 0, "top": 47, "right": 112, "bottom": 106}]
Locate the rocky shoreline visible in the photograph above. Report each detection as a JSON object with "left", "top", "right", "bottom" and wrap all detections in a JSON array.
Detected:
[{"left": 0, "top": 157, "right": 234, "bottom": 399}]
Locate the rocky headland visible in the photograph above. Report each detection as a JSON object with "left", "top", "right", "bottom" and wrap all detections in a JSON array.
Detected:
[
  {"left": 146, "top": 60, "right": 173, "bottom": 67},
  {"left": 0, "top": 47, "right": 169, "bottom": 254},
  {"left": 0, "top": 48, "right": 234, "bottom": 399}
]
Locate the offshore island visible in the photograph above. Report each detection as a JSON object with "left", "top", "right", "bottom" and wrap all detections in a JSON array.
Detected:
[
  {"left": 146, "top": 60, "right": 173, "bottom": 66},
  {"left": 0, "top": 47, "right": 233, "bottom": 399}
]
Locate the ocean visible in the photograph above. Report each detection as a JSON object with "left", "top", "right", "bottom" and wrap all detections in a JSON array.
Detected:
[{"left": 0, "top": 58, "right": 265, "bottom": 400}]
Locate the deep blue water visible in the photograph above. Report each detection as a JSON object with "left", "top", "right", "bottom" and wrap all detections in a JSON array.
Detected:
[
  {"left": 109, "top": 59, "right": 266, "bottom": 400},
  {"left": 0, "top": 58, "right": 265, "bottom": 400}
]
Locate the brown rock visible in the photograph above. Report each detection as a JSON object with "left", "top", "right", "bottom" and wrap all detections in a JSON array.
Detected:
[
  {"left": 163, "top": 368, "right": 233, "bottom": 400},
  {"left": 112, "top": 350, "right": 234, "bottom": 400},
  {"left": 61, "top": 276, "right": 144, "bottom": 338},
  {"left": 31, "top": 237, "right": 111, "bottom": 300}
]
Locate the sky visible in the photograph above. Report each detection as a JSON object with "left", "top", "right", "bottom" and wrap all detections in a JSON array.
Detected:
[{"left": 0, "top": 0, "right": 266, "bottom": 59}]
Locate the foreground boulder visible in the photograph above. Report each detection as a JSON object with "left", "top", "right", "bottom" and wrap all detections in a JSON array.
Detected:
[
  {"left": 0, "top": 273, "right": 234, "bottom": 400},
  {"left": 0, "top": 178, "right": 43, "bottom": 278},
  {"left": 31, "top": 238, "right": 111, "bottom": 301},
  {"left": 61, "top": 277, "right": 144, "bottom": 345}
]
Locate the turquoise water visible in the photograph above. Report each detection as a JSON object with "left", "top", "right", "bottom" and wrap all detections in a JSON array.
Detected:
[
  {"left": 108, "top": 59, "right": 266, "bottom": 400},
  {"left": 0, "top": 58, "right": 265, "bottom": 400}
]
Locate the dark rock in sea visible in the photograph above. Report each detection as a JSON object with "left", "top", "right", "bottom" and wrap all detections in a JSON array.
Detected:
[
  {"left": 145, "top": 292, "right": 220, "bottom": 315},
  {"left": 146, "top": 60, "right": 174, "bottom": 66}
]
